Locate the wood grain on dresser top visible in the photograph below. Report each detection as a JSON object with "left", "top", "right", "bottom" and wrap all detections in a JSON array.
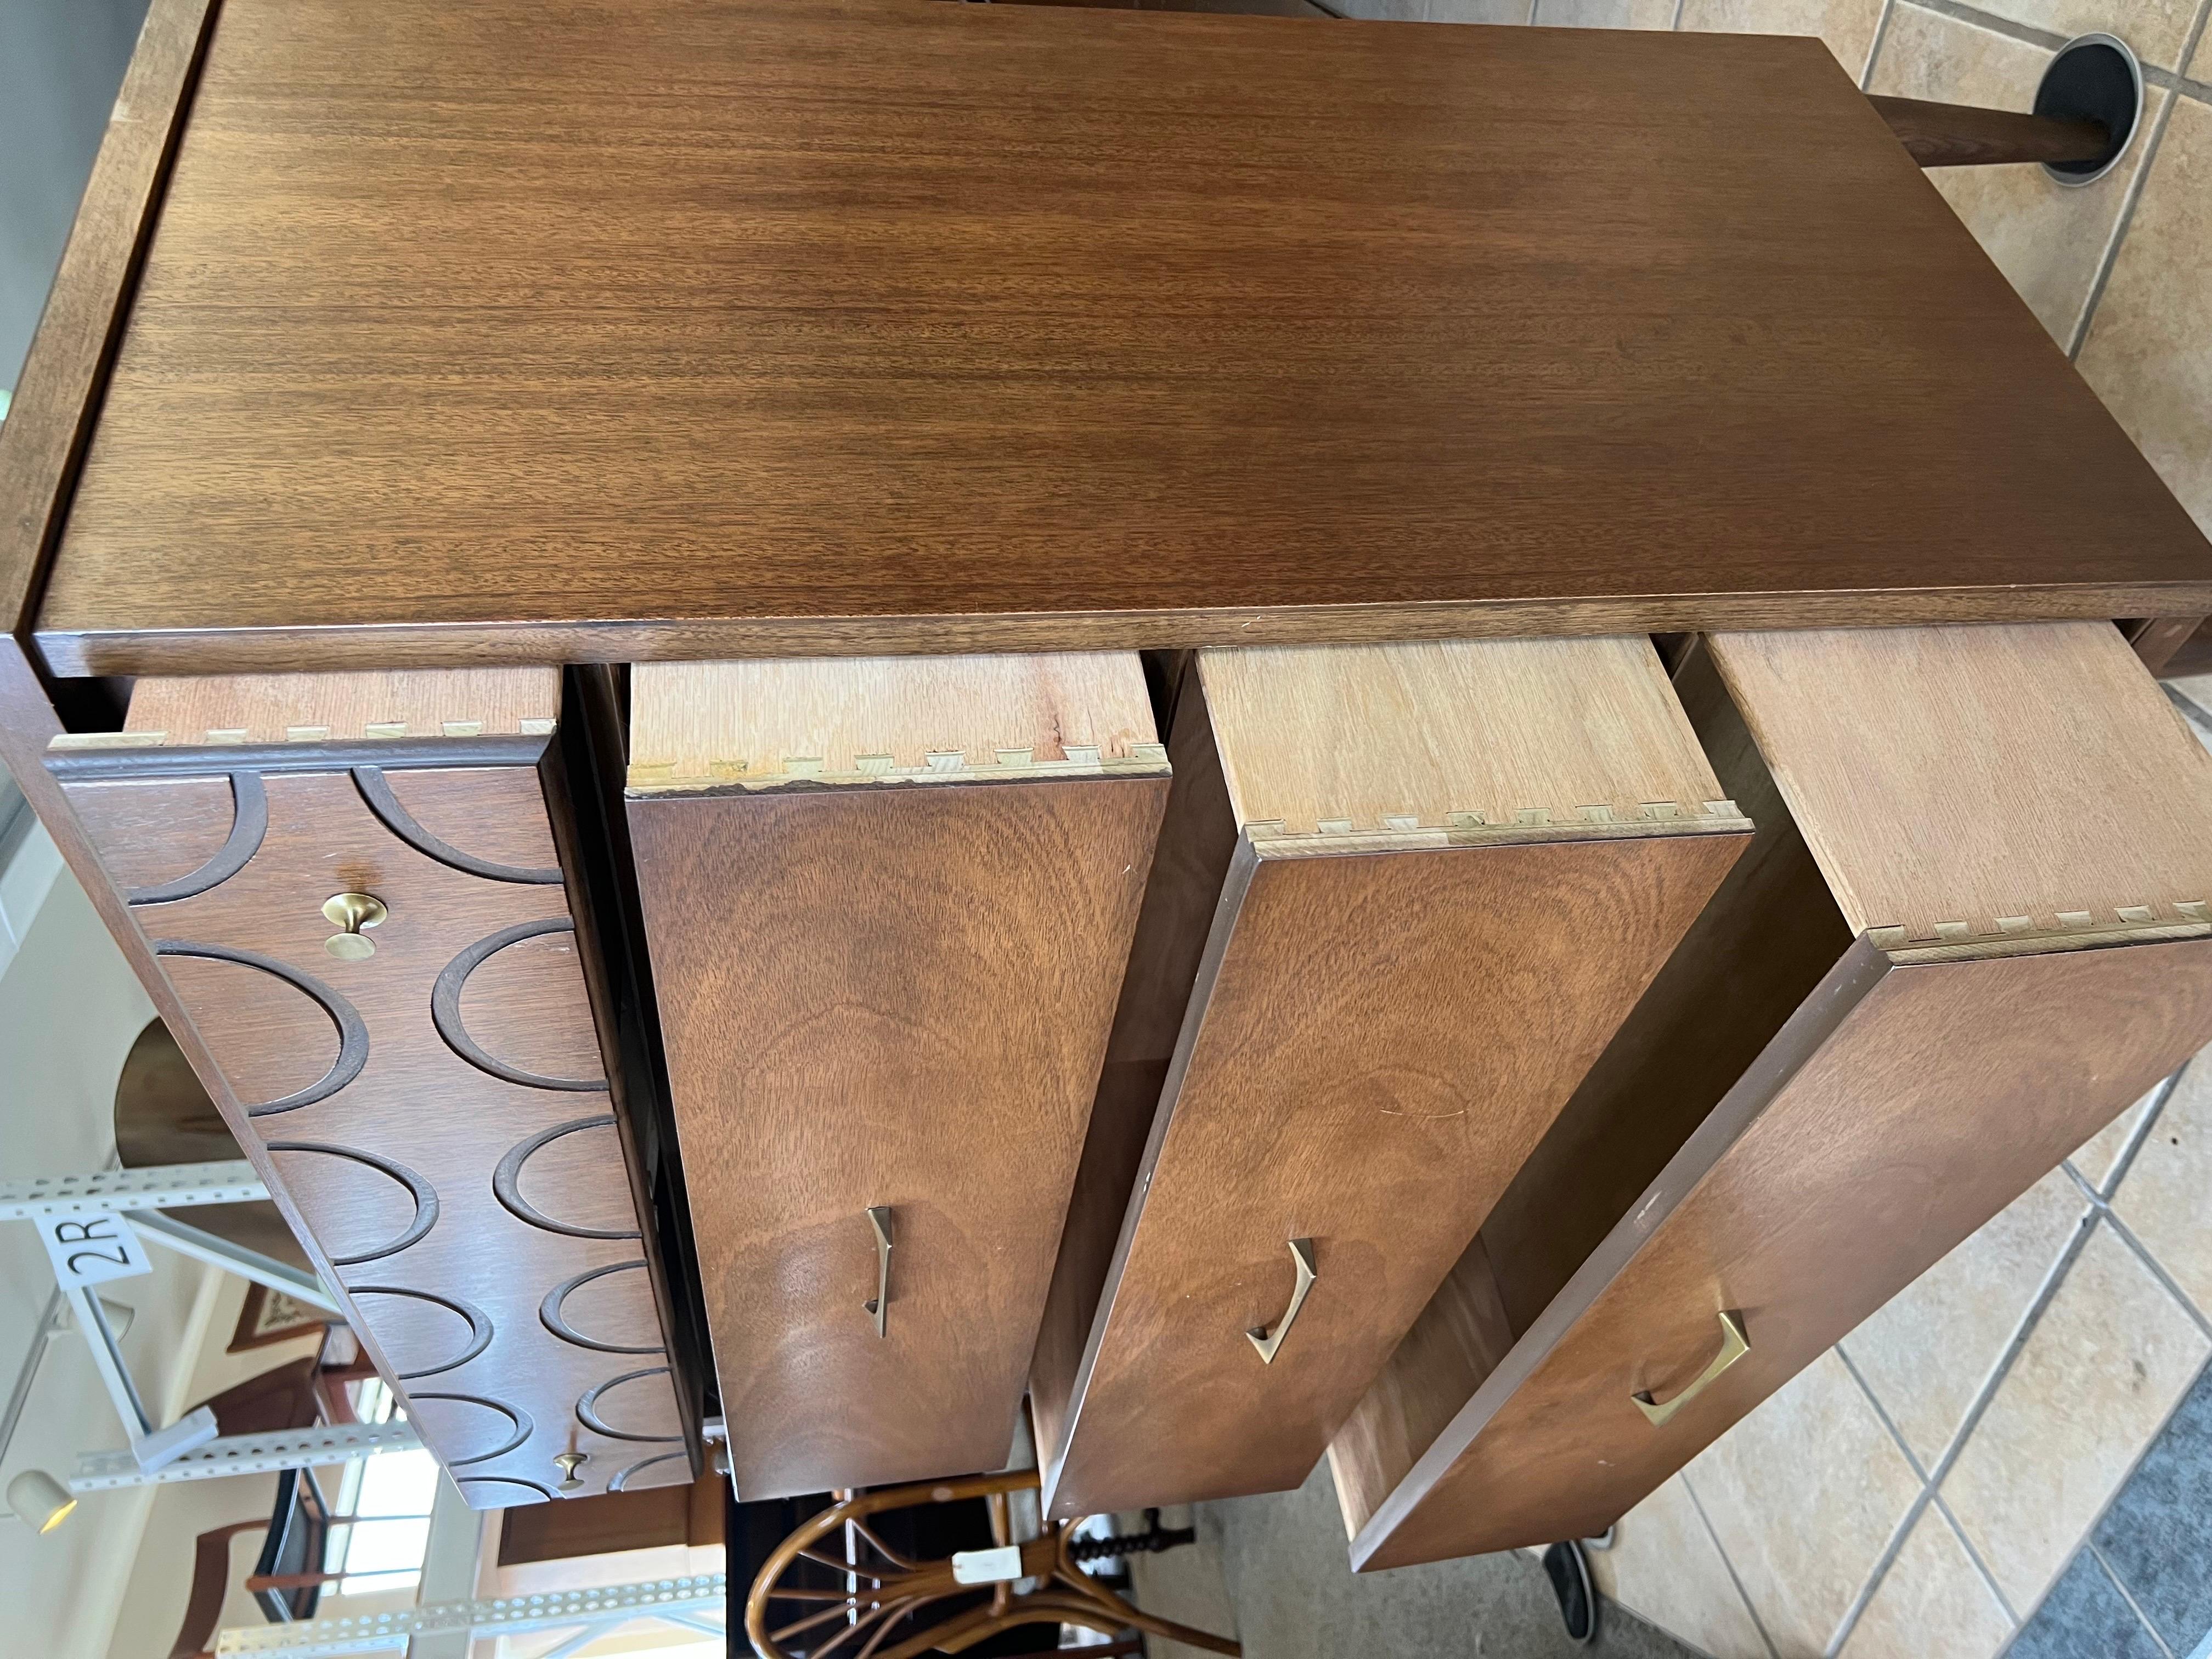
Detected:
[
  {"left": 54, "top": 670, "right": 692, "bottom": 1506},
  {"left": 29, "top": 0, "right": 2212, "bottom": 676},
  {"left": 1038, "top": 639, "right": 1750, "bottom": 1520},
  {"left": 1336, "top": 622, "right": 2212, "bottom": 1566},
  {"left": 627, "top": 653, "right": 1166, "bottom": 1498}
]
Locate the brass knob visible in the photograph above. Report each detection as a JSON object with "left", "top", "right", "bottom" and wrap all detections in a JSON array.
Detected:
[
  {"left": 322, "top": 893, "right": 388, "bottom": 960},
  {"left": 552, "top": 1451, "right": 589, "bottom": 1492}
]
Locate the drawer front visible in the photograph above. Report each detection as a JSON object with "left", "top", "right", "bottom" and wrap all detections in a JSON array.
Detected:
[
  {"left": 627, "top": 655, "right": 1167, "bottom": 1499},
  {"left": 1340, "top": 622, "right": 2212, "bottom": 1567},
  {"left": 1350, "top": 938, "right": 2212, "bottom": 1566},
  {"left": 1047, "top": 833, "right": 1745, "bottom": 1520},
  {"left": 1040, "top": 640, "right": 1750, "bottom": 1520},
  {"left": 57, "top": 695, "right": 690, "bottom": 1507}
]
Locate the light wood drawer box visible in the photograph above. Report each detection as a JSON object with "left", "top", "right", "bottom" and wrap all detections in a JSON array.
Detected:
[
  {"left": 1035, "top": 639, "right": 1752, "bottom": 1521},
  {"left": 1337, "top": 622, "right": 2212, "bottom": 1570},
  {"left": 625, "top": 654, "right": 1168, "bottom": 1499},
  {"left": 51, "top": 671, "right": 693, "bottom": 1508}
]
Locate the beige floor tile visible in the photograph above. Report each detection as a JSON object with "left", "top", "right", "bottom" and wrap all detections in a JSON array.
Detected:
[
  {"left": 2078, "top": 97, "right": 2212, "bottom": 539},
  {"left": 1535, "top": 0, "right": 1675, "bottom": 25},
  {"left": 1686, "top": 1350, "right": 1923, "bottom": 1655},
  {"left": 1838, "top": 1506, "right": 2015, "bottom": 1659},
  {"left": 1959, "top": 0, "right": 2201, "bottom": 70},
  {"left": 1867, "top": 3, "right": 2164, "bottom": 348},
  {"left": 1940, "top": 1222, "right": 2211, "bottom": 1611},
  {"left": 2113, "top": 1052, "right": 2212, "bottom": 1317},
  {"left": 1677, "top": 0, "right": 1885, "bottom": 77},
  {"left": 1586, "top": 1476, "right": 1771, "bottom": 1659},
  {"left": 1841, "top": 1167, "right": 2087, "bottom": 1469},
  {"left": 2073, "top": 1075, "right": 2170, "bottom": 1192},
  {"left": 2196, "top": 27, "right": 2211, "bottom": 77}
]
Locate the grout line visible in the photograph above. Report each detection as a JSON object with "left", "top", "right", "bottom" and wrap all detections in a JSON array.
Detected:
[
  {"left": 2100, "top": 1206, "right": 2212, "bottom": 1341},
  {"left": 1669, "top": 0, "right": 1686, "bottom": 29},
  {"left": 1905, "top": 0, "right": 2212, "bottom": 103},
  {"left": 1837, "top": 1343, "right": 1933, "bottom": 1481},
  {"left": 1879, "top": 1200, "right": 2107, "bottom": 1640},
  {"left": 2091, "top": 1541, "right": 2179, "bottom": 1658},
  {"left": 1680, "top": 1472, "right": 1782, "bottom": 1659},
  {"left": 1826, "top": 1485, "right": 1937, "bottom": 1658},
  {"left": 1903, "top": 0, "right": 2066, "bottom": 53},
  {"left": 2068, "top": 98, "right": 2169, "bottom": 360},
  {"left": 2103, "top": 1063, "right": 2187, "bottom": 1200},
  {"left": 1861, "top": 0, "right": 1898, "bottom": 88},
  {"left": 1827, "top": 1344, "right": 1935, "bottom": 1654},
  {"left": 2072, "top": 0, "right": 2212, "bottom": 356},
  {"left": 1926, "top": 1203, "right": 2102, "bottom": 1489},
  {"left": 1827, "top": 1347, "right": 2023, "bottom": 1650},
  {"left": 1932, "top": 1489, "right": 2022, "bottom": 1625}
]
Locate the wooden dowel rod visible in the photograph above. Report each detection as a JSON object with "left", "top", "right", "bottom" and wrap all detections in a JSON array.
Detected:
[{"left": 1869, "top": 93, "right": 2109, "bottom": 167}]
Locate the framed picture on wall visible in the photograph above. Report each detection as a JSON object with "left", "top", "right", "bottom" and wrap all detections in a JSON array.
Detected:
[{"left": 228, "top": 1283, "right": 328, "bottom": 1352}]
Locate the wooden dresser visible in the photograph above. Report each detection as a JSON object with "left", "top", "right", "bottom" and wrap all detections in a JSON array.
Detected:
[{"left": 3, "top": 0, "right": 2210, "bottom": 1562}]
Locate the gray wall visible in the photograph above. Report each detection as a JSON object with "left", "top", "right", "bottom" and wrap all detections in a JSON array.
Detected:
[{"left": 1, "top": 0, "right": 151, "bottom": 394}]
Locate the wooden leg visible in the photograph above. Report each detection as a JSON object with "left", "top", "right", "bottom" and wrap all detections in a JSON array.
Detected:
[{"left": 1869, "top": 93, "right": 2108, "bottom": 167}]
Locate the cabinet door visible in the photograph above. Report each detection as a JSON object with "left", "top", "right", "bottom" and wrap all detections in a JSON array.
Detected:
[
  {"left": 627, "top": 654, "right": 1167, "bottom": 1499},
  {"left": 1038, "top": 639, "right": 1750, "bottom": 1520},
  {"left": 1338, "top": 622, "right": 2212, "bottom": 1567},
  {"left": 54, "top": 670, "right": 692, "bottom": 1506}
]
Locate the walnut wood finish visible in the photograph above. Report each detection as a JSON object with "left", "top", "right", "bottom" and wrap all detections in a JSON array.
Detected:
[
  {"left": 31, "top": 0, "right": 2211, "bottom": 676},
  {"left": 1345, "top": 937, "right": 2212, "bottom": 1565},
  {"left": 54, "top": 675, "right": 691, "bottom": 1509},
  {"left": 628, "top": 656, "right": 1166, "bottom": 1499},
  {"left": 1336, "top": 623, "right": 2212, "bottom": 1566},
  {"left": 1869, "top": 93, "right": 2109, "bottom": 167},
  {"left": 1037, "top": 641, "right": 1748, "bottom": 1521}
]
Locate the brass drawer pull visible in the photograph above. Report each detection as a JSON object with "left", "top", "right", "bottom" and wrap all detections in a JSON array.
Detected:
[
  {"left": 1633, "top": 1309, "right": 1750, "bottom": 1426},
  {"left": 323, "top": 892, "right": 387, "bottom": 960},
  {"left": 864, "top": 1206, "right": 893, "bottom": 1338},
  {"left": 552, "top": 1450, "right": 588, "bottom": 1492},
  {"left": 1247, "top": 1237, "right": 1318, "bottom": 1365}
]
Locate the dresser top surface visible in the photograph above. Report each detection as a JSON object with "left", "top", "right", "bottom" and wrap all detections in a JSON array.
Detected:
[{"left": 31, "top": 0, "right": 2210, "bottom": 674}]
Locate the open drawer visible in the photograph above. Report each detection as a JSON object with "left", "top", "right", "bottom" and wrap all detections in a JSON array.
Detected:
[
  {"left": 1036, "top": 639, "right": 1752, "bottom": 1521},
  {"left": 1335, "top": 622, "right": 2212, "bottom": 1569},
  {"left": 50, "top": 670, "right": 694, "bottom": 1506},
  {"left": 625, "top": 654, "right": 1168, "bottom": 1499}
]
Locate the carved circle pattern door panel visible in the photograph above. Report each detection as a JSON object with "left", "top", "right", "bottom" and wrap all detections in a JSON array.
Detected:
[{"left": 59, "top": 744, "right": 693, "bottom": 1506}]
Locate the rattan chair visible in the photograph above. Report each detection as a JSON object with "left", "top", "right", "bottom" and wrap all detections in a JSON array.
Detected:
[{"left": 744, "top": 1470, "right": 1239, "bottom": 1658}]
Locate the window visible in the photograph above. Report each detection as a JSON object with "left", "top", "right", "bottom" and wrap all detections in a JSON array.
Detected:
[{"left": 322, "top": 1386, "right": 438, "bottom": 1596}]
